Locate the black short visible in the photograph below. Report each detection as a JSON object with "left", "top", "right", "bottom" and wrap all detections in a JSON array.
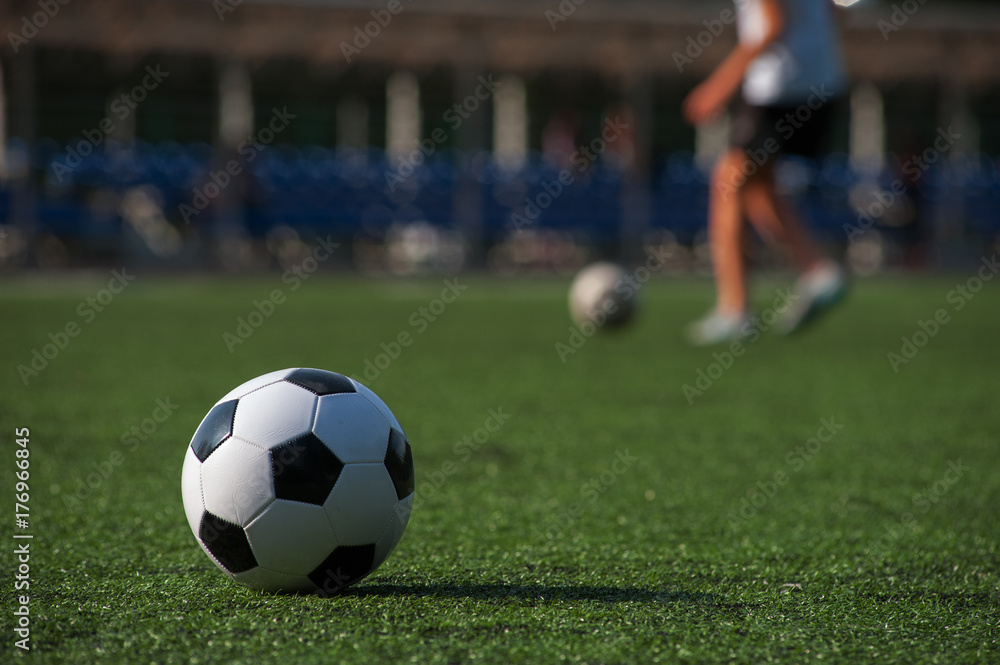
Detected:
[{"left": 730, "top": 97, "right": 842, "bottom": 159}]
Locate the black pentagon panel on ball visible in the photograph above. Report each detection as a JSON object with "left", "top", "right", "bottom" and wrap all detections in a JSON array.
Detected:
[
  {"left": 190, "top": 400, "right": 238, "bottom": 462},
  {"left": 271, "top": 433, "right": 345, "bottom": 505},
  {"left": 384, "top": 428, "right": 415, "bottom": 500},
  {"left": 285, "top": 368, "right": 357, "bottom": 396},
  {"left": 308, "top": 543, "right": 376, "bottom": 595},
  {"left": 199, "top": 511, "right": 257, "bottom": 573}
]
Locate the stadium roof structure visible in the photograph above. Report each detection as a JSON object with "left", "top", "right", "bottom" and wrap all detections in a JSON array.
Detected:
[{"left": 3, "top": 0, "right": 1000, "bottom": 83}]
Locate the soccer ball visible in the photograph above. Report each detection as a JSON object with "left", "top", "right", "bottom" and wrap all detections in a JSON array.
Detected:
[
  {"left": 568, "top": 262, "right": 636, "bottom": 328},
  {"left": 181, "top": 368, "right": 414, "bottom": 594}
]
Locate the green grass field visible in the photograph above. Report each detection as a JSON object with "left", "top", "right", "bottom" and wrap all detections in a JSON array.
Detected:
[{"left": 2, "top": 273, "right": 998, "bottom": 664}]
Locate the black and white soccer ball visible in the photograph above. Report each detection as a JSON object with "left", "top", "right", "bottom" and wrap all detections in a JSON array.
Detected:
[
  {"left": 181, "top": 368, "right": 414, "bottom": 594},
  {"left": 568, "top": 262, "right": 636, "bottom": 328}
]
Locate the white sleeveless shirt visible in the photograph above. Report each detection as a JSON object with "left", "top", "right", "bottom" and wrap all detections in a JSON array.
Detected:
[{"left": 737, "top": 0, "right": 848, "bottom": 106}]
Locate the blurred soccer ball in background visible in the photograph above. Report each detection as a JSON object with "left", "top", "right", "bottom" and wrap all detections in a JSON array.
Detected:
[{"left": 568, "top": 262, "right": 637, "bottom": 329}]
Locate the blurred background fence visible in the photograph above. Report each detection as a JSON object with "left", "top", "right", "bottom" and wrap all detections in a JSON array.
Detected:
[{"left": 1, "top": 0, "right": 999, "bottom": 274}]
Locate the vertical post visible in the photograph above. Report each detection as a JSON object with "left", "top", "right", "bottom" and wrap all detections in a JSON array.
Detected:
[
  {"left": 620, "top": 71, "right": 653, "bottom": 265},
  {"left": 0, "top": 57, "right": 7, "bottom": 181},
  {"left": 8, "top": 48, "right": 36, "bottom": 253},
  {"left": 493, "top": 74, "right": 527, "bottom": 171},
  {"left": 219, "top": 59, "right": 254, "bottom": 150},
  {"left": 849, "top": 81, "right": 885, "bottom": 175},
  {"left": 386, "top": 71, "right": 421, "bottom": 162},
  {"left": 215, "top": 58, "right": 253, "bottom": 266},
  {"left": 935, "top": 74, "right": 979, "bottom": 268},
  {"left": 453, "top": 64, "right": 487, "bottom": 267},
  {"left": 942, "top": 78, "right": 979, "bottom": 165}
]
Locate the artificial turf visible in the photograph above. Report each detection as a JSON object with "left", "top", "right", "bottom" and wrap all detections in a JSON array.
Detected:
[{"left": 1, "top": 272, "right": 998, "bottom": 664}]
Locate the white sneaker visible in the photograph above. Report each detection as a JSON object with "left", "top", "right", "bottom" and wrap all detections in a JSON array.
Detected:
[
  {"left": 777, "top": 260, "right": 848, "bottom": 335},
  {"left": 686, "top": 309, "right": 752, "bottom": 346}
]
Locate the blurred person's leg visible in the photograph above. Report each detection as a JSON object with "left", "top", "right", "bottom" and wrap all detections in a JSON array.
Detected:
[
  {"left": 710, "top": 148, "right": 752, "bottom": 315},
  {"left": 740, "top": 161, "right": 846, "bottom": 334},
  {"left": 687, "top": 148, "right": 753, "bottom": 346},
  {"left": 741, "top": 162, "right": 822, "bottom": 271},
  {"left": 688, "top": 95, "right": 850, "bottom": 344}
]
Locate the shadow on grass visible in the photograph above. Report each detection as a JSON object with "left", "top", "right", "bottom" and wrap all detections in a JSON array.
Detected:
[{"left": 343, "top": 582, "right": 714, "bottom": 604}]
